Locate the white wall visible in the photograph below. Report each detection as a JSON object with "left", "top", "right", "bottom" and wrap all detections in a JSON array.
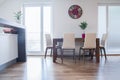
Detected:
[
  {"left": 0, "top": 0, "right": 101, "bottom": 38},
  {"left": 0, "top": 0, "right": 120, "bottom": 38},
  {"left": 0, "top": 0, "right": 22, "bottom": 22},
  {"left": 53, "top": 0, "right": 98, "bottom": 38},
  {"left": 0, "top": 0, "right": 52, "bottom": 22},
  {"left": 98, "top": 0, "right": 120, "bottom": 4}
]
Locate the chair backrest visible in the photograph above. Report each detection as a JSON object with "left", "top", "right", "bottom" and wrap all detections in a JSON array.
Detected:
[
  {"left": 101, "top": 33, "right": 107, "bottom": 46},
  {"left": 83, "top": 33, "right": 96, "bottom": 48},
  {"left": 62, "top": 33, "right": 75, "bottom": 49},
  {"left": 45, "top": 34, "right": 52, "bottom": 47}
]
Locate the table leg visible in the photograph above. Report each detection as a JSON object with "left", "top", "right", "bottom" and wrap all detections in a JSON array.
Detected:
[
  {"left": 53, "top": 39, "right": 57, "bottom": 62},
  {"left": 96, "top": 39, "right": 100, "bottom": 63}
]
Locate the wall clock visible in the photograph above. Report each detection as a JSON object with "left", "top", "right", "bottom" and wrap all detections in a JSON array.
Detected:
[{"left": 68, "top": 5, "right": 82, "bottom": 19}]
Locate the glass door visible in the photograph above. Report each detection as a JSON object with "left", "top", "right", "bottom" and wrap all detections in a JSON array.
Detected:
[
  {"left": 98, "top": 5, "right": 120, "bottom": 54},
  {"left": 107, "top": 6, "right": 120, "bottom": 53},
  {"left": 24, "top": 5, "right": 52, "bottom": 55}
]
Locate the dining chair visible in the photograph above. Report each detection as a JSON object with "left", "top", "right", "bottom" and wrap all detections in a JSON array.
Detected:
[
  {"left": 79, "top": 33, "right": 96, "bottom": 62},
  {"left": 44, "top": 34, "right": 53, "bottom": 58},
  {"left": 100, "top": 33, "right": 107, "bottom": 59},
  {"left": 61, "top": 33, "right": 76, "bottom": 63}
]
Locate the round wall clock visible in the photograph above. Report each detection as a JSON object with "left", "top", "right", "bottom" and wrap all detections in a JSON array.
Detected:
[{"left": 68, "top": 5, "right": 82, "bottom": 19}]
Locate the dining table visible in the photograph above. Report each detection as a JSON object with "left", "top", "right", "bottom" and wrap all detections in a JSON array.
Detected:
[{"left": 53, "top": 38, "right": 100, "bottom": 63}]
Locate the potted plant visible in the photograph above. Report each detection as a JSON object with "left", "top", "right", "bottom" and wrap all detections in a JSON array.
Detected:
[
  {"left": 14, "top": 11, "right": 22, "bottom": 23},
  {"left": 79, "top": 21, "right": 88, "bottom": 39}
]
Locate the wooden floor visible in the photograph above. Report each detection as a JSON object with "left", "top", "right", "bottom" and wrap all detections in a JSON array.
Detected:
[{"left": 0, "top": 56, "right": 120, "bottom": 80}]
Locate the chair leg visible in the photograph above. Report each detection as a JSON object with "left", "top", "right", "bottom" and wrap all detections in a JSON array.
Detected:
[
  {"left": 90, "top": 49, "right": 95, "bottom": 60},
  {"left": 83, "top": 49, "right": 85, "bottom": 63},
  {"left": 73, "top": 49, "right": 76, "bottom": 63},
  {"left": 50, "top": 48, "right": 52, "bottom": 56},
  {"left": 79, "top": 48, "right": 82, "bottom": 60},
  {"left": 61, "top": 49, "right": 63, "bottom": 63},
  {"left": 89, "top": 49, "right": 92, "bottom": 59},
  {"left": 73, "top": 49, "right": 75, "bottom": 60},
  {"left": 100, "top": 48, "right": 103, "bottom": 57},
  {"left": 103, "top": 47, "right": 107, "bottom": 59},
  {"left": 45, "top": 48, "right": 48, "bottom": 58},
  {"left": 88, "top": 49, "right": 91, "bottom": 57}
]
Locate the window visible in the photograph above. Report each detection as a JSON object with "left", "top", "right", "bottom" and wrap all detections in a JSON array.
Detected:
[{"left": 24, "top": 4, "right": 52, "bottom": 55}]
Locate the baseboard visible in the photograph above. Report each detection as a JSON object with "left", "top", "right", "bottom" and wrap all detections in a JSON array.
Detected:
[
  {"left": 0, "top": 59, "right": 17, "bottom": 72},
  {"left": 27, "top": 54, "right": 120, "bottom": 57},
  {"left": 106, "top": 54, "right": 120, "bottom": 56}
]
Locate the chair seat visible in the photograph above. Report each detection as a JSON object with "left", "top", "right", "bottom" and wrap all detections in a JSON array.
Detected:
[
  {"left": 62, "top": 44, "right": 75, "bottom": 49},
  {"left": 100, "top": 46, "right": 104, "bottom": 48},
  {"left": 47, "top": 45, "right": 53, "bottom": 48},
  {"left": 100, "top": 44, "right": 104, "bottom": 47},
  {"left": 81, "top": 47, "right": 96, "bottom": 49},
  {"left": 62, "top": 46, "right": 75, "bottom": 49}
]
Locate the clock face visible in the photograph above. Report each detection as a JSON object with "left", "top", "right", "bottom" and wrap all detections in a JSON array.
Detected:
[{"left": 68, "top": 5, "right": 82, "bottom": 19}]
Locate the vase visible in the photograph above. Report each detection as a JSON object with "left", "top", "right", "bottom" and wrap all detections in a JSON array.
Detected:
[
  {"left": 82, "top": 33, "right": 85, "bottom": 39},
  {"left": 16, "top": 19, "right": 21, "bottom": 23}
]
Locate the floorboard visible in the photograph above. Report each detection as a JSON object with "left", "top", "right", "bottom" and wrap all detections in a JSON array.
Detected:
[{"left": 0, "top": 56, "right": 120, "bottom": 80}]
